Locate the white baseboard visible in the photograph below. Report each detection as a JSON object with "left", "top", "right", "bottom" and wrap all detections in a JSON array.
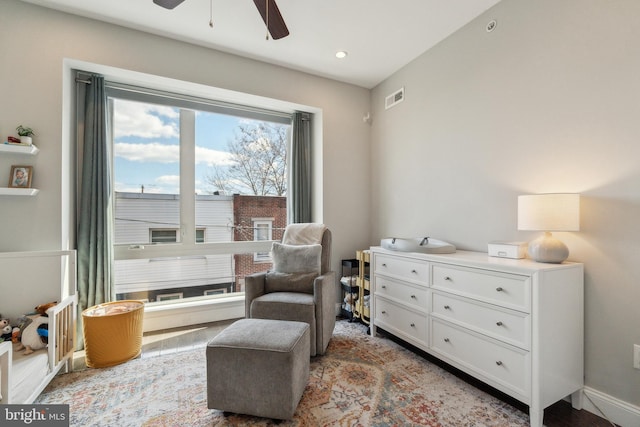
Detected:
[{"left": 580, "top": 386, "right": 640, "bottom": 427}]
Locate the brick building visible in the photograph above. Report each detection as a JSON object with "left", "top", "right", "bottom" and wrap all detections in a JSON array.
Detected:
[{"left": 233, "top": 194, "right": 287, "bottom": 291}]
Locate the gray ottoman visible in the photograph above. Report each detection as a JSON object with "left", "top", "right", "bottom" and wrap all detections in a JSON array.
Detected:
[{"left": 206, "top": 318, "right": 310, "bottom": 420}]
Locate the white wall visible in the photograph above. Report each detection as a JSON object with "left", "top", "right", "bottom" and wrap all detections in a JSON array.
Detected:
[
  {"left": 371, "top": 0, "right": 640, "bottom": 414},
  {"left": 0, "top": 1, "right": 371, "bottom": 275}
]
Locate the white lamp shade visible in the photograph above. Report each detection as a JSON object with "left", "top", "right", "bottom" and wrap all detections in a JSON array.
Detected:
[{"left": 517, "top": 194, "right": 580, "bottom": 232}]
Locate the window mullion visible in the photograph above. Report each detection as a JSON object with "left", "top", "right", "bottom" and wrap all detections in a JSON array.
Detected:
[{"left": 180, "top": 109, "right": 196, "bottom": 244}]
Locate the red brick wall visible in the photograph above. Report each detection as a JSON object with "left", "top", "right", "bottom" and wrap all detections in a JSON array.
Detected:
[{"left": 233, "top": 195, "right": 286, "bottom": 291}]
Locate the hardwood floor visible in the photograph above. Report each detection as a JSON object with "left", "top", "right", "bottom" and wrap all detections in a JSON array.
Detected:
[
  {"left": 544, "top": 400, "right": 616, "bottom": 427},
  {"left": 139, "top": 320, "right": 234, "bottom": 359},
  {"left": 103, "top": 319, "right": 616, "bottom": 426}
]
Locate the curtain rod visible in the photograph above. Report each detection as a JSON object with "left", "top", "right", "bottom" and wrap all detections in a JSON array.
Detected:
[{"left": 75, "top": 71, "right": 97, "bottom": 84}]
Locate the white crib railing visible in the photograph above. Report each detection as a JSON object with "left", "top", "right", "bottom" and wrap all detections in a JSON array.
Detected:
[{"left": 0, "top": 250, "right": 77, "bottom": 404}]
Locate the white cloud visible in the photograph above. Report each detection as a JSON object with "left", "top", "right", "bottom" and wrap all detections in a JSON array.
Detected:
[
  {"left": 195, "top": 145, "right": 234, "bottom": 166},
  {"left": 155, "top": 175, "right": 180, "bottom": 185},
  {"left": 115, "top": 142, "right": 233, "bottom": 166},
  {"left": 114, "top": 99, "right": 179, "bottom": 139},
  {"left": 115, "top": 142, "right": 179, "bottom": 163}
]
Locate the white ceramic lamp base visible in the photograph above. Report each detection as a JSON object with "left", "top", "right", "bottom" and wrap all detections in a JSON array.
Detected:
[{"left": 527, "top": 232, "right": 569, "bottom": 263}]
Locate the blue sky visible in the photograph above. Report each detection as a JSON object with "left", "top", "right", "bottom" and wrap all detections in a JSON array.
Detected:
[{"left": 113, "top": 99, "right": 244, "bottom": 194}]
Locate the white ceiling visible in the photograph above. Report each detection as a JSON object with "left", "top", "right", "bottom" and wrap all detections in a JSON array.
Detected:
[{"left": 22, "top": 0, "right": 502, "bottom": 88}]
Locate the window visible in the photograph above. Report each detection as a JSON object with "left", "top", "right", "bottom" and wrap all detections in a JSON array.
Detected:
[
  {"left": 151, "top": 229, "right": 178, "bottom": 244},
  {"left": 204, "top": 288, "right": 226, "bottom": 296},
  {"left": 150, "top": 229, "right": 204, "bottom": 244},
  {"left": 253, "top": 219, "right": 273, "bottom": 262},
  {"left": 156, "top": 292, "right": 183, "bottom": 301},
  {"left": 108, "top": 84, "right": 293, "bottom": 304}
]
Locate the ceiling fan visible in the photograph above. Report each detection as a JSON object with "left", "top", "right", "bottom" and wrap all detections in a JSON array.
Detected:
[{"left": 152, "top": 0, "right": 290, "bottom": 40}]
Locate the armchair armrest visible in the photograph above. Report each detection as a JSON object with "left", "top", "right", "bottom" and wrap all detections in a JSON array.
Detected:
[
  {"left": 313, "top": 270, "right": 337, "bottom": 355},
  {"left": 313, "top": 271, "right": 336, "bottom": 306},
  {"left": 244, "top": 271, "right": 267, "bottom": 319}
]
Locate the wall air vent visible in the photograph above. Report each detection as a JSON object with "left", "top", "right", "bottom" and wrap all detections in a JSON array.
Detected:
[{"left": 385, "top": 87, "right": 405, "bottom": 110}]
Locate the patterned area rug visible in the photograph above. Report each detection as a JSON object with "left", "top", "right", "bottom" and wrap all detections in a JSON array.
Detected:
[{"left": 37, "top": 320, "right": 530, "bottom": 426}]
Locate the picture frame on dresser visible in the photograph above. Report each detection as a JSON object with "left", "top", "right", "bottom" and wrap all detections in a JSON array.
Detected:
[{"left": 8, "top": 165, "right": 33, "bottom": 188}]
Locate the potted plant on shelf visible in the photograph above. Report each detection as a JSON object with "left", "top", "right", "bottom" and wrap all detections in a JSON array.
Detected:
[{"left": 16, "top": 125, "right": 35, "bottom": 145}]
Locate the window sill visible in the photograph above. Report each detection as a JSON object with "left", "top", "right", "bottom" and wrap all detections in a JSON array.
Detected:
[{"left": 142, "top": 294, "right": 244, "bottom": 333}]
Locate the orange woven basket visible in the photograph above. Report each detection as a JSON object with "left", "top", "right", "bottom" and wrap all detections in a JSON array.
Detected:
[{"left": 82, "top": 300, "right": 144, "bottom": 368}]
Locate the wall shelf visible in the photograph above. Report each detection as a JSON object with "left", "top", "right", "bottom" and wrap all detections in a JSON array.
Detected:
[
  {"left": 1, "top": 143, "right": 39, "bottom": 196},
  {"left": 0, "top": 187, "right": 39, "bottom": 196},
  {"left": 0, "top": 143, "right": 39, "bottom": 155}
]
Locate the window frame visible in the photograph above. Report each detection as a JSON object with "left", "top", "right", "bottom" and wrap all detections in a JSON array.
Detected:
[
  {"left": 108, "top": 85, "right": 291, "bottom": 263},
  {"left": 69, "top": 61, "right": 322, "bottom": 332},
  {"left": 156, "top": 292, "right": 184, "bottom": 302},
  {"left": 253, "top": 218, "right": 273, "bottom": 262},
  {"left": 150, "top": 229, "right": 179, "bottom": 244}
]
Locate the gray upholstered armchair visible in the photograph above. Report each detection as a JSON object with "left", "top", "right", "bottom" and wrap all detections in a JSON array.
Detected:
[{"left": 244, "top": 223, "right": 336, "bottom": 356}]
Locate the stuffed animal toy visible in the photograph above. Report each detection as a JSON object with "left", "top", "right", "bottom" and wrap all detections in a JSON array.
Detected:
[
  {"left": 34, "top": 302, "right": 58, "bottom": 315},
  {"left": 17, "top": 317, "right": 49, "bottom": 354},
  {"left": 16, "top": 301, "right": 57, "bottom": 355},
  {"left": 343, "top": 292, "right": 358, "bottom": 305},
  {"left": 11, "top": 327, "right": 21, "bottom": 343},
  {"left": 0, "top": 318, "right": 12, "bottom": 342}
]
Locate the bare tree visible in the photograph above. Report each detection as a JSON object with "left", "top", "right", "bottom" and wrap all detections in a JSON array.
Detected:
[{"left": 204, "top": 122, "right": 287, "bottom": 196}]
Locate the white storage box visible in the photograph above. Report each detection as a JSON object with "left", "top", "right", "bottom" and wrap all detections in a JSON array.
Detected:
[{"left": 488, "top": 241, "right": 527, "bottom": 259}]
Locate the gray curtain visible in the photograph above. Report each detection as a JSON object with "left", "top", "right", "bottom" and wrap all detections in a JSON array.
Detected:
[
  {"left": 289, "top": 111, "right": 312, "bottom": 223},
  {"left": 76, "top": 74, "right": 114, "bottom": 350}
]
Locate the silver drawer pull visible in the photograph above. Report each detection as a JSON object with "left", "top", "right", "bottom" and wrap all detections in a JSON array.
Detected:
[
  {"left": 410, "top": 323, "right": 415, "bottom": 327},
  {"left": 496, "top": 287, "right": 504, "bottom": 292},
  {"left": 444, "top": 276, "right": 452, "bottom": 281},
  {"left": 496, "top": 361, "right": 503, "bottom": 366},
  {"left": 382, "top": 263, "right": 387, "bottom": 267},
  {"left": 444, "top": 305, "right": 451, "bottom": 310},
  {"left": 381, "top": 310, "right": 387, "bottom": 314},
  {"left": 444, "top": 338, "right": 450, "bottom": 343},
  {"left": 496, "top": 321, "right": 503, "bottom": 326},
  {"left": 411, "top": 269, "right": 417, "bottom": 274},
  {"left": 410, "top": 295, "right": 416, "bottom": 299},
  {"left": 381, "top": 285, "right": 387, "bottom": 289}
]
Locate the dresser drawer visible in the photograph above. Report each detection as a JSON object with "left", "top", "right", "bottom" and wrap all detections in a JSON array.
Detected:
[
  {"left": 375, "top": 276, "right": 428, "bottom": 312},
  {"left": 374, "top": 254, "right": 429, "bottom": 284},
  {"left": 431, "top": 292, "right": 529, "bottom": 350},
  {"left": 432, "top": 264, "right": 530, "bottom": 312},
  {"left": 375, "top": 297, "right": 428, "bottom": 346},
  {"left": 430, "top": 319, "right": 529, "bottom": 399}
]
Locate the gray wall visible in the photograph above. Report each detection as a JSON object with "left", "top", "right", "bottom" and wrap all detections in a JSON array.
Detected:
[
  {"left": 0, "top": 1, "right": 371, "bottom": 273},
  {"left": 371, "top": 0, "right": 639, "bottom": 409}
]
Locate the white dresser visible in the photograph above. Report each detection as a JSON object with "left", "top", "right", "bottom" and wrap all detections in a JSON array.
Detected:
[{"left": 370, "top": 247, "right": 584, "bottom": 427}]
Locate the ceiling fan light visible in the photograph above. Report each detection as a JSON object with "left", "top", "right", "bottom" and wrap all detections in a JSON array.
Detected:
[{"left": 335, "top": 51, "right": 348, "bottom": 59}]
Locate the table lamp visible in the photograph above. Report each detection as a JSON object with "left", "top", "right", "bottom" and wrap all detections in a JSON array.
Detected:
[{"left": 517, "top": 193, "right": 580, "bottom": 263}]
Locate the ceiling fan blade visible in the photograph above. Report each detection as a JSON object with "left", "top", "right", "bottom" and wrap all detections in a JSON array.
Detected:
[
  {"left": 153, "top": 0, "right": 186, "bottom": 10},
  {"left": 253, "top": 0, "right": 290, "bottom": 40}
]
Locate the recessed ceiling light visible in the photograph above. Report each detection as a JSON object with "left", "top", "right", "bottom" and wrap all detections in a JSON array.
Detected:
[{"left": 335, "top": 51, "right": 348, "bottom": 59}]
